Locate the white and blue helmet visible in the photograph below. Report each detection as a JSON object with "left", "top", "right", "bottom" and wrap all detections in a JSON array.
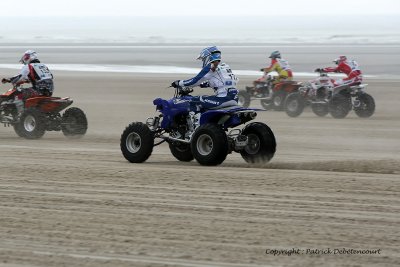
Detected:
[{"left": 197, "top": 46, "right": 221, "bottom": 67}]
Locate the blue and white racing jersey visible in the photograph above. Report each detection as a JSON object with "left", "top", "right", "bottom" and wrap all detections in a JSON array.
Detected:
[{"left": 178, "top": 62, "right": 238, "bottom": 97}]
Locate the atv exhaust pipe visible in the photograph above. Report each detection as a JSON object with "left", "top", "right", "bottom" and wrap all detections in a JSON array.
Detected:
[
  {"left": 248, "top": 112, "right": 257, "bottom": 119},
  {"left": 242, "top": 111, "right": 257, "bottom": 119},
  {"left": 235, "top": 111, "right": 257, "bottom": 120}
]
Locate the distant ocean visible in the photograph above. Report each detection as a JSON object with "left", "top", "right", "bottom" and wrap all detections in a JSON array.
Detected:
[
  {"left": 1, "top": 15, "right": 400, "bottom": 44},
  {"left": 1, "top": 16, "right": 400, "bottom": 78}
]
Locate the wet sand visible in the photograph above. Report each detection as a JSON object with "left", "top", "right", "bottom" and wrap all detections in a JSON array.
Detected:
[{"left": 1, "top": 44, "right": 400, "bottom": 76}]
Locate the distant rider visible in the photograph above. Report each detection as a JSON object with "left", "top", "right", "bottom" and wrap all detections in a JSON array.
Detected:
[
  {"left": 256, "top": 50, "right": 293, "bottom": 85},
  {"left": 171, "top": 46, "right": 239, "bottom": 110},
  {"left": 316, "top": 55, "right": 362, "bottom": 86},
  {"left": 1, "top": 50, "right": 54, "bottom": 113}
]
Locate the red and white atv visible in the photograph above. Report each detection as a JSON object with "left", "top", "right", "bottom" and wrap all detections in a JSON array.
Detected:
[
  {"left": 0, "top": 86, "right": 88, "bottom": 139},
  {"left": 284, "top": 70, "right": 375, "bottom": 118}
]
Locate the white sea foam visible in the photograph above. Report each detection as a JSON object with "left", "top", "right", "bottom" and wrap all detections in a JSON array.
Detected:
[{"left": 0, "top": 64, "right": 375, "bottom": 78}]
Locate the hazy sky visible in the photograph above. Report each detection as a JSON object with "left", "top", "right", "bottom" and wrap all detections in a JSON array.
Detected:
[{"left": 1, "top": 0, "right": 399, "bottom": 16}]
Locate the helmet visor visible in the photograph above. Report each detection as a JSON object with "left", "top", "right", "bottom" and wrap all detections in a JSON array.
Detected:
[{"left": 209, "top": 52, "right": 221, "bottom": 63}]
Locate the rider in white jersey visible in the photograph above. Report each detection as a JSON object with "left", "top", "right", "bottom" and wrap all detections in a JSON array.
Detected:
[
  {"left": 2, "top": 50, "right": 54, "bottom": 97},
  {"left": 1, "top": 50, "right": 54, "bottom": 114},
  {"left": 171, "top": 46, "right": 239, "bottom": 110}
]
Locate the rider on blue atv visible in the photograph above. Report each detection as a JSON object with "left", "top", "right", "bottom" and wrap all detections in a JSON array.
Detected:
[{"left": 171, "top": 46, "right": 239, "bottom": 110}]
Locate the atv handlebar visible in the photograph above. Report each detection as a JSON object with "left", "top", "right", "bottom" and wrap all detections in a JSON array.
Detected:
[
  {"left": 177, "top": 86, "right": 193, "bottom": 96},
  {"left": 314, "top": 68, "right": 326, "bottom": 73},
  {"left": 169, "top": 85, "right": 193, "bottom": 97},
  {"left": 314, "top": 69, "right": 329, "bottom": 77},
  {"left": 1, "top": 78, "right": 11, "bottom": 84}
]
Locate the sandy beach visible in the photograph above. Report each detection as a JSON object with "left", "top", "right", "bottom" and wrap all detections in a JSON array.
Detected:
[{"left": 0, "top": 45, "right": 400, "bottom": 266}]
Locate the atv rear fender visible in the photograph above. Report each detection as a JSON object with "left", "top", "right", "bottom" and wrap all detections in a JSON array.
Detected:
[{"left": 25, "top": 96, "right": 73, "bottom": 113}]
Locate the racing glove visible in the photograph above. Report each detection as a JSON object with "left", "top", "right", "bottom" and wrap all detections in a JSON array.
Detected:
[
  {"left": 1, "top": 78, "right": 10, "bottom": 84},
  {"left": 171, "top": 80, "right": 180, "bottom": 88}
]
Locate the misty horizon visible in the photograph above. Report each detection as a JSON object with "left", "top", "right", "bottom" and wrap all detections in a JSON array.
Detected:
[{"left": 1, "top": 15, "right": 400, "bottom": 44}]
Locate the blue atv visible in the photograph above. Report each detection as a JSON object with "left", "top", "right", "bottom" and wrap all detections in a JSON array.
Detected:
[{"left": 120, "top": 86, "right": 276, "bottom": 166}]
